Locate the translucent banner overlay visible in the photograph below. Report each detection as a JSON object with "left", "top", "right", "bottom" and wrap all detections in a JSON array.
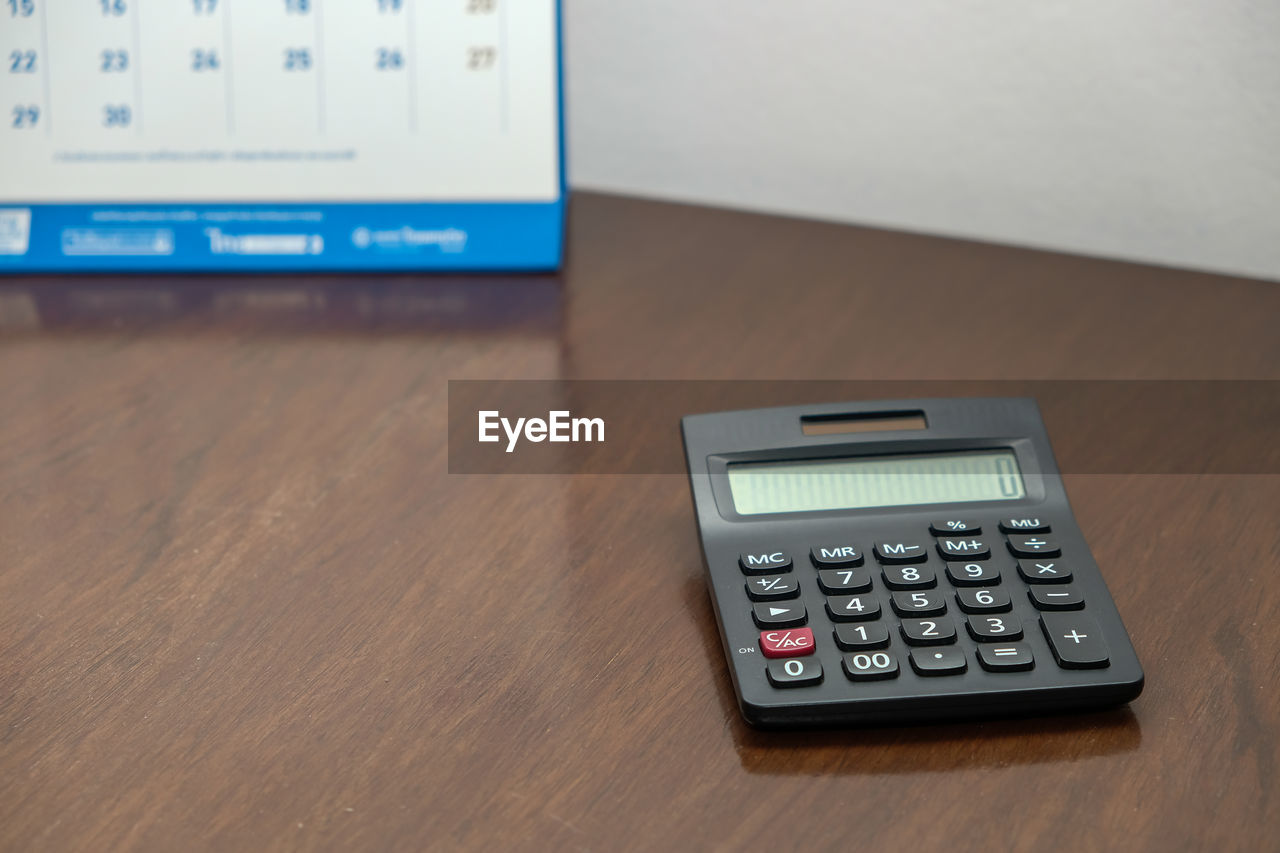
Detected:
[{"left": 447, "top": 380, "right": 1280, "bottom": 475}]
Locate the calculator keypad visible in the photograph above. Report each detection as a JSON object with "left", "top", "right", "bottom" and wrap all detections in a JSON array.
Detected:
[{"left": 743, "top": 517, "right": 1118, "bottom": 688}]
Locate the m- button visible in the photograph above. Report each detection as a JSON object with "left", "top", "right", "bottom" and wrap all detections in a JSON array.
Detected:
[{"left": 875, "top": 541, "right": 927, "bottom": 563}]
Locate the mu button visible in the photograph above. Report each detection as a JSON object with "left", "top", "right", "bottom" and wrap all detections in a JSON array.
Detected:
[
  {"left": 753, "top": 601, "right": 807, "bottom": 628},
  {"left": 760, "top": 627, "right": 816, "bottom": 658}
]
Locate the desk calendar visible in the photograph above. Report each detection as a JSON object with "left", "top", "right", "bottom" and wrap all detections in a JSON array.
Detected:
[{"left": 0, "top": 0, "right": 564, "bottom": 271}]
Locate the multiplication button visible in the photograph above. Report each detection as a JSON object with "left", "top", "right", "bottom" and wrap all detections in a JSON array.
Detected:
[{"left": 1017, "top": 559, "right": 1072, "bottom": 584}]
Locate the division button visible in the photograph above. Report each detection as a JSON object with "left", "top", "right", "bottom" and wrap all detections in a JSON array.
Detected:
[
  {"left": 752, "top": 601, "right": 807, "bottom": 628},
  {"left": 1040, "top": 612, "right": 1110, "bottom": 669},
  {"left": 1017, "top": 559, "right": 1073, "bottom": 584},
  {"left": 875, "top": 541, "right": 928, "bottom": 563},
  {"left": 818, "top": 567, "right": 873, "bottom": 594},
  {"left": 1029, "top": 585, "right": 1086, "bottom": 610},
  {"left": 977, "top": 643, "right": 1035, "bottom": 672},
  {"left": 930, "top": 519, "right": 981, "bottom": 535},
  {"left": 767, "top": 656, "right": 824, "bottom": 687},
  {"left": 760, "top": 627, "right": 816, "bottom": 658},
  {"left": 834, "top": 622, "right": 891, "bottom": 650},
  {"left": 936, "top": 537, "right": 991, "bottom": 560},
  {"left": 825, "top": 594, "right": 881, "bottom": 622},
  {"left": 739, "top": 551, "right": 792, "bottom": 575},
  {"left": 1000, "top": 517, "right": 1051, "bottom": 533},
  {"left": 843, "top": 650, "right": 900, "bottom": 681},
  {"left": 810, "top": 544, "right": 863, "bottom": 568},
  {"left": 1006, "top": 535, "right": 1062, "bottom": 558},
  {"left": 909, "top": 647, "right": 968, "bottom": 676},
  {"left": 745, "top": 574, "right": 801, "bottom": 601}
]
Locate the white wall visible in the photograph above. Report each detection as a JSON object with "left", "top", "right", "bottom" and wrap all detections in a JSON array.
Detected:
[{"left": 564, "top": 1, "right": 1280, "bottom": 281}]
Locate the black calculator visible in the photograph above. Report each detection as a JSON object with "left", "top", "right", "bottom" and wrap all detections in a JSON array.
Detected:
[{"left": 681, "top": 398, "right": 1143, "bottom": 727}]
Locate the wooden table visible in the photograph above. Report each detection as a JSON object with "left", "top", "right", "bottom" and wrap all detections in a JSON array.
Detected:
[{"left": 1, "top": 193, "right": 1277, "bottom": 850}]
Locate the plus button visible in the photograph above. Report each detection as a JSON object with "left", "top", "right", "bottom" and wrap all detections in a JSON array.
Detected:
[{"left": 1063, "top": 630, "right": 1088, "bottom": 644}]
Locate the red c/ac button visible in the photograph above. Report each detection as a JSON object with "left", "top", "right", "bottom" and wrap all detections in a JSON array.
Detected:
[{"left": 760, "top": 627, "right": 816, "bottom": 658}]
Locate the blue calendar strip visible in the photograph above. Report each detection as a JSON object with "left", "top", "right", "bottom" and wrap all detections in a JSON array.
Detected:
[{"left": 0, "top": 201, "right": 564, "bottom": 272}]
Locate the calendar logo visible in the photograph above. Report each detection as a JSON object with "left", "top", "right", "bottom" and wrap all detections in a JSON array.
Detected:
[{"left": 0, "top": 210, "right": 33, "bottom": 256}]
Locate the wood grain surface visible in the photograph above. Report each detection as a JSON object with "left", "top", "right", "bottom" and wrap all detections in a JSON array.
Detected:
[{"left": 1, "top": 192, "right": 1277, "bottom": 851}]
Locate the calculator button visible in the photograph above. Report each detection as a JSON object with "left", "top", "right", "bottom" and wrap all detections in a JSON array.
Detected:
[
  {"left": 1016, "top": 559, "right": 1072, "bottom": 584},
  {"left": 874, "top": 541, "right": 928, "bottom": 563},
  {"left": 955, "top": 587, "right": 1012, "bottom": 613},
  {"left": 810, "top": 544, "right": 863, "bottom": 568},
  {"left": 882, "top": 564, "right": 936, "bottom": 589},
  {"left": 1000, "top": 517, "right": 1051, "bottom": 533},
  {"left": 900, "top": 617, "right": 956, "bottom": 645},
  {"left": 818, "top": 567, "right": 873, "bottom": 594},
  {"left": 745, "top": 574, "right": 800, "bottom": 601},
  {"left": 739, "top": 551, "right": 792, "bottom": 575},
  {"left": 966, "top": 614, "right": 1024, "bottom": 642},
  {"left": 891, "top": 590, "right": 947, "bottom": 617},
  {"left": 1029, "top": 585, "right": 1086, "bottom": 610},
  {"left": 767, "top": 657, "right": 824, "bottom": 687},
  {"left": 945, "top": 562, "right": 1001, "bottom": 586},
  {"left": 752, "top": 601, "right": 807, "bottom": 628},
  {"left": 1006, "top": 535, "right": 1061, "bottom": 558},
  {"left": 977, "top": 643, "right": 1035, "bottom": 672},
  {"left": 825, "top": 595, "right": 881, "bottom": 622},
  {"left": 834, "top": 622, "right": 891, "bottom": 650},
  {"left": 1040, "top": 613, "right": 1110, "bottom": 668},
  {"left": 842, "top": 651, "right": 900, "bottom": 681},
  {"left": 909, "top": 647, "right": 968, "bottom": 676},
  {"left": 930, "top": 519, "right": 980, "bottom": 535},
  {"left": 936, "top": 537, "right": 991, "bottom": 560},
  {"left": 760, "top": 627, "right": 816, "bottom": 658}
]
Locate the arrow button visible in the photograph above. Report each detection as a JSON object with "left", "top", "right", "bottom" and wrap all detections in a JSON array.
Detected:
[{"left": 752, "top": 601, "right": 807, "bottom": 628}]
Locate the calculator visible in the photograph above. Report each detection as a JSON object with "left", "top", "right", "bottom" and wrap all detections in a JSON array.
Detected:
[{"left": 681, "top": 398, "right": 1144, "bottom": 727}]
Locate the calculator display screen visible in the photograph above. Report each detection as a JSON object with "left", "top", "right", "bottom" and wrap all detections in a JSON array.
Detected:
[{"left": 726, "top": 450, "right": 1025, "bottom": 515}]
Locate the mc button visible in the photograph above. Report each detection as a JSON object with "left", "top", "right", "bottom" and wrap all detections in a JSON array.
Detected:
[{"left": 739, "top": 551, "right": 792, "bottom": 575}]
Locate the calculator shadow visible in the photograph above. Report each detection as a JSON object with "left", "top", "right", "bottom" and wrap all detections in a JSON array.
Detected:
[
  {"left": 0, "top": 274, "right": 563, "bottom": 336},
  {"left": 683, "top": 579, "right": 1143, "bottom": 774}
]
